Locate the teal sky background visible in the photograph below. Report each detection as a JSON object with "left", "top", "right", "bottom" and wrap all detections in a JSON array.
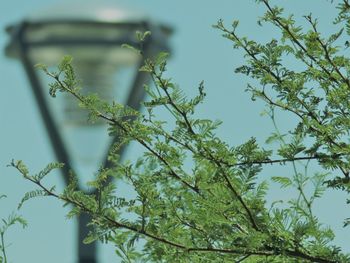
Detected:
[{"left": 0, "top": 0, "right": 349, "bottom": 262}]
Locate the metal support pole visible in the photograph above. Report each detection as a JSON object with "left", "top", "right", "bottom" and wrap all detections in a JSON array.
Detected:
[{"left": 78, "top": 214, "right": 97, "bottom": 263}]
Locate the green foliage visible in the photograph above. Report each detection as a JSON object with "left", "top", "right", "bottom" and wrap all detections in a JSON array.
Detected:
[
  {"left": 0, "top": 195, "right": 27, "bottom": 263},
  {"left": 9, "top": 1, "right": 350, "bottom": 262},
  {"left": 7, "top": 160, "right": 62, "bottom": 209}
]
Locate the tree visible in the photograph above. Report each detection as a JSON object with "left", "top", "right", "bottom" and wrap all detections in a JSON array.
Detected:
[{"left": 7, "top": 0, "right": 350, "bottom": 262}]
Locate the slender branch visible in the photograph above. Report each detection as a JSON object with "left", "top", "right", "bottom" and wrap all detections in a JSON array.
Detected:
[
  {"left": 150, "top": 108, "right": 346, "bottom": 169},
  {"left": 11, "top": 162, "right": 340, "bottom": 263},
  {"left": 151, "top": 69, "right": 196, "bottom": 135},
  {"left": 305, "top": 15, "right": 350, "bottom": 88},
  {"left": 0, "top": 232, "right": 7, "bottom": 263},
  {"left": 289, "top": 45, "right": 350, "bottom": 119},
  {"left": 50, "top": 74, "right": 199, "bottom": 194},
  {"left": 235, "top": 254, "right": 251, "bottom": 263},
  {"left": 292, "top": 161, "right": 313, "bottom": 219},
  {"left": 344, "top": 0, "right": 350, "bottom": 8},
  {"left": 261, "top": 0, "right": 350, "bottom": 178},
  {"left": 234, "top": 153, "right": 344, "bottom": 166},
  {"left": 150, "top": 67, "right": 261, "bottom": 231},
  {"left": 223, "top": 25, "right": 349, "bottom": 178},
  {"left": 205, "top": 156, "right": 259, "bottom": 231},
  {"left": 53, "top": 71, "right": 263, "bottom": 240},
  {"left": 262, "top": 0, "right": 340, "bottom": 85}
]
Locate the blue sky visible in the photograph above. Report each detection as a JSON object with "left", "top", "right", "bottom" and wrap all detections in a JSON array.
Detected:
[{"left": 0, "top": 0, "right": 349, "bottom": 262}]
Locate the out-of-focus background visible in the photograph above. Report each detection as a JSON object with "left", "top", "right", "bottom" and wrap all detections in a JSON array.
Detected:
[{"left": 0, "top": 0, "right": 349, "bottom": 262}]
